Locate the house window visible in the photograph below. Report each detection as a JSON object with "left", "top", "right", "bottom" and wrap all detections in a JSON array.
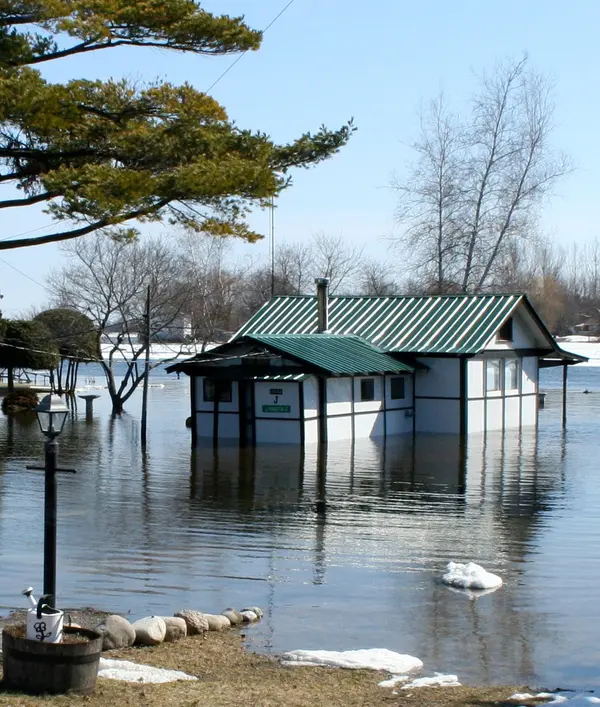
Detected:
[
  {"left": 505, "top": 359, "right": 520, "bottom": 391},
  {"left": 390, "top": 376, "right": 405, "bottom": 400},
  {"left": 486, "top": 360, "right": 501, "bottom": 392},
  {"left": 203, "top": 378, "right": 232, "bottom": 403},
  {"left": 496, "top": 318, "right": 513, "bottom": 342},
  {"left": 360, "top": 378, "right": 375, "bottom": 401}
]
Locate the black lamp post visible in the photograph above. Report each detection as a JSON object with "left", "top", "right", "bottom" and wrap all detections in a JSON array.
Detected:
[{"left": 34, "top": 394, "right": 70, "bottom": 605}]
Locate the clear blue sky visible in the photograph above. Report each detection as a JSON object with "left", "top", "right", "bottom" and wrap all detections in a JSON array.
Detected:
[{"left": 1, "top": 0, "right": 599, "bottom": 316}]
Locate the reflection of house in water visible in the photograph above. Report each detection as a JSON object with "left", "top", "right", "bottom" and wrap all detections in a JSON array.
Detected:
[
  {"left": 189, "top": 431, "right": 565, "bottom": 685},
  {"left": 169, "top": 280, "right": 585, "bottom": 444}
]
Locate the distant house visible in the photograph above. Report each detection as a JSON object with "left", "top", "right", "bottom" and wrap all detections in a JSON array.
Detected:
[{"left": 168, "top": 280, "right": 585, "bottom": 445}]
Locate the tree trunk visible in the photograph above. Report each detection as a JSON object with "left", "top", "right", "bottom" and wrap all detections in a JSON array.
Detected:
[{"left": 7, "top": 366, "right": 14, "bottom": 392}]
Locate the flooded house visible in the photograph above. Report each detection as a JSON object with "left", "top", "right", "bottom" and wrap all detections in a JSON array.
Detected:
[{"left": 168, "top": 279, "right": 585, "bottom": 445}]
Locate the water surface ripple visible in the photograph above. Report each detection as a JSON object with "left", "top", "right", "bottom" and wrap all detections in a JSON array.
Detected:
[{"left": 0, "top": 365, "right": 599, "bottom": 689}]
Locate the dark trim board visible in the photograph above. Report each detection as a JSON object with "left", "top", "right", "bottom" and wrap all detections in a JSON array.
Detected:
[
  {"left": 467, "top": 392, "right": 538, "bottom": 402},
  {"left": 459, "top": 356, "right": 467, "bottom": 437},
  {"left": 415, "top": 395, "right": 461, "bottom": 401},
  {"left": 190, "top": 375, "right": 197, "bottom": 447},
  {"left": 299, "top": 381, "right": 305, "bottom": 445}
]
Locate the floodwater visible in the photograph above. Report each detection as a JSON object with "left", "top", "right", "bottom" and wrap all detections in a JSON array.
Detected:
[{"left": 1, "top": 364, "right": 600, "bottom": 689}]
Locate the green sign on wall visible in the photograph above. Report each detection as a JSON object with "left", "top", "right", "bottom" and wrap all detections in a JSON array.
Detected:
[{"left": 262, "top": 405, "right": 291, "bottom": 413}]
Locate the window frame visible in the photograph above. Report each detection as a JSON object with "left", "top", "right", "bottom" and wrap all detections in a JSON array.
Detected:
[
  {"left": 390, "top": 376, "right": 406, "bottom": 400},
  {"left": 485, "top": 359, "right": 502, "bottom": 393},
  {"left": 203, "top": 378, "right": 233, "bottom": 403},
  {"left": 505, "top": 358, "right": 520, "bottom": 391},
  {"left": 360, "top": 378, "right": 375, "bottom": 402},
  {"left": 496, "top": 318, "right": 514, "bottom": 342}
]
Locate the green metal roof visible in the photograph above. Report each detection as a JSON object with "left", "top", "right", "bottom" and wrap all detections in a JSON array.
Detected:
[
  {"left": 234, "top": 294, "right": 527, "bottom": 354},
  {"left": 243, "top": 334, "right": 414, "bottom": 375}
]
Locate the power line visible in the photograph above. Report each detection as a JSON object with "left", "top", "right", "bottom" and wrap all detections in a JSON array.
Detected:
[
  {"left": 0, "top": 255, "right": 52, "bottom": 292},
  {"left": 204, "top": 0, "right": 297, "bottom": 94}
]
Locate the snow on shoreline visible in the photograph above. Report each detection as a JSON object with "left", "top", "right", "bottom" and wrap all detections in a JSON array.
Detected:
[{"left": 556, "top": 338, "right": 600, "bottom": 367}]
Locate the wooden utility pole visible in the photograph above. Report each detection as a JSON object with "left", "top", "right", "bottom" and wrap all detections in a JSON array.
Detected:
[{"left": 141, "top": 285, "right": 151, "bottom": 447}]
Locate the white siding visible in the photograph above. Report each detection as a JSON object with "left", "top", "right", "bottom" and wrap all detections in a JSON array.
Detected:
[
  {"left": 415, "top": 399, "right": 460, "bottom": 434},
  {"left": 304, "top": 418, "right": 319, "bottom": 443},
  {"left": 327, "top": 415, "right": 353, "bottom": 441},
  {"left": 303, "top": 377, "right": 319, "bottom": 419},
  {"left": 467, "top": 360, "right": 484, "bottom": 399},
  {"left": 485, "top": 398, "right": 503, "bottom": 431},
  {"left": 254, "top": 381, "right": 299, "bottom": 418},
  {"left": 504, "top": 396, "right": 520, "bottom": 430},
  {"left": 255, "top": 419, "right": 301, "bottom": 444},
  {"left": 354, "top": 412, "right": 384, "bottom": 438},
  {"left": 196, "top": 411, "right": 214, "bottom": 438},
  {"left": 522, "top": 357, "right": 537, "bottom": 394},
  {"left": 217, "top": 413, "right": 239, "bottom": 438},
  {"left": 414, "top": 359, "right": 460, "bottom": 398},
  {"left": 521, "top": 394, "right": 537, "bottom": 427},
  {"left": 195, "top": 377, "right": 239, "bottom": 412},
  {"left": 483, "top": 314, "right": 531, "bottom": 351},
  {"left": 386, "top": 409, "right": 413, "bottom": 435},
  {"left": 385, "top": 374, "right": 413, "bottom": 409},
  {"left": 353, "top": 376, "right": 383, "bottom": 413},
  {"left": 327, "top": 378, "right": 352, "bottom": 415},
  {"left": 468, "top": 399, "right": 485, "bottom": 433}
]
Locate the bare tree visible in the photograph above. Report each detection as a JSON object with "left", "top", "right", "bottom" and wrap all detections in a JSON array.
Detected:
[
  {"left": 358, "top": 259, "right": 400, "bottom": 296},
  {"left": 177, "top": 233, "right": 244, "bottom": 349},
  {"left": 311, "top": 232, "right": 363, "bottom": 293},
  {"left": 393, "top": 56, "right": 571, "bottom": 293},
  {"left": 392, "top": 95, "right": 465, "bottom": 292},
  {"left": 49, "top": 235, "right": 187, "bottom": 414}
]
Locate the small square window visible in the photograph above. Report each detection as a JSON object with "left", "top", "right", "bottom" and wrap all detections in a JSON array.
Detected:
[
  {"left": 486, "top": 360, "right": 501, "bottom": 392},
  {"left": 497, "top": 318, "right": 513, "bottom": 342},
  {"left": 505, "top": 359, "right": 519, "bottom": 390},
  {"left": 203, "top": 378, "right": 232, "bottom": 403},
  {"left": 390, "top": 377, "right": 405, "bottom": 400},
  {"left": 360, "top": 378, "right": 375, "bottom": 401}
]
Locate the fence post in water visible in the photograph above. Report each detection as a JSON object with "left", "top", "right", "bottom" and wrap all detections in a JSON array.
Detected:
[{"left": 562, "top": 363, "right": 568, "bottom": 429}]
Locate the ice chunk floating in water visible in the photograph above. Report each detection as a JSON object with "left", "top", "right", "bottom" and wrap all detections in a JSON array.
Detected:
[
  {"left": 442, "top": 562, "right": 503, "bottom": 590},
  {"left": 281, "top": 648, "right": 423, "bottom": 673}
]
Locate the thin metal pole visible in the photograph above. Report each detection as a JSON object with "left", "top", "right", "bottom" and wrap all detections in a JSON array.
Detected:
[
  {"left": 43, "top": 439, "right": 58, "bottom": 604},
  {"left": 141, "top": 285, "right": 151, "bottom": 447},
  {"left": 270, "top": 196, "right": 275, "bottom": 298},
  {"left": 562, "top": 363, "right": 568, "bottom": 429}
]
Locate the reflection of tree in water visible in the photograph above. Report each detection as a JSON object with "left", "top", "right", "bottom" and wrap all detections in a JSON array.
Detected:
[{"left": 399, "top": 429, "right": 568, "bottom": 686}]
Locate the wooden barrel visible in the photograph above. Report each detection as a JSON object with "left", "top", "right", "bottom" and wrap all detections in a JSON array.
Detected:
[{"left": 2, "top": 626, "right": 103, "bottom": 695}]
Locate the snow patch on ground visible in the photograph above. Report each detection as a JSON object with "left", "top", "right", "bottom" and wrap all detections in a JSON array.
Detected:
[
  {"left": 98, "top": 657, "right": 198, "bottom": 683},
  {"left": 281, "top": 648, "right": 423, "bottom": 674},
  {"left": 442, "top": 562, "right": 503, "bottom": 590},
  {"left": 401, "top": 673, "right": 461, "bottom": 689},
  {"left": 379, "top": 673, "right": 461, "bottom": 689}
]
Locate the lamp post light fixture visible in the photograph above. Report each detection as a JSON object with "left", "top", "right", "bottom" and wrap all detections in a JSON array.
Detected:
[{"left": 30, "top": 394, "right": 74, "bottom": 606}]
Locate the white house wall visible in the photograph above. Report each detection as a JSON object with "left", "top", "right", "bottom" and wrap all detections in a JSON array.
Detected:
[
  {"left": 468, "top": 360, "right": 484, "bottom": 398},
  {"left": 194, "top": 376, "right": 239, "bottom": 413},
  {"left": 415, "top": 399, "right": 461, "bottom": 434},
  {"left": 327, "top": 378, "right": 352, "bottom": 415},
  {"left": 522, "top": 356, "right": 537, "bottom": 394},
  {"left": 468, "top": 399, "right": 485, "bottom": 434},
  {"left": 255, "top": 419, "right": 301, "bottom": 444},
  {"left": 414, "top": 358, "right": 460, "bottom": 398},
  {"left": 254, "top": 381, "right": 300, "bottom": 419},
  {"left": 303, "top": 377, "right": 319, "bottom": 419},
  {"left": 467, "top": 354, "right": 539, "bottom": 434}
]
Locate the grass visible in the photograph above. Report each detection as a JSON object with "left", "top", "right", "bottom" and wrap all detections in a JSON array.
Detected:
[{"left": 0, "top": 628, "right": 546, "bottom": 707}]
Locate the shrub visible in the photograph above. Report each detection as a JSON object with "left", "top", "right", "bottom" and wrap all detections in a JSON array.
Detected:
[{"left": 1, "top": 389, "right": 39, "bottom": 414}]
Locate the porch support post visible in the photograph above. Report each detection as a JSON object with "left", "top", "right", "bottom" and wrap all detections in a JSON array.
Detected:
[{"left": 562, "top": 363, "right": 568, "bottom": 429}]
